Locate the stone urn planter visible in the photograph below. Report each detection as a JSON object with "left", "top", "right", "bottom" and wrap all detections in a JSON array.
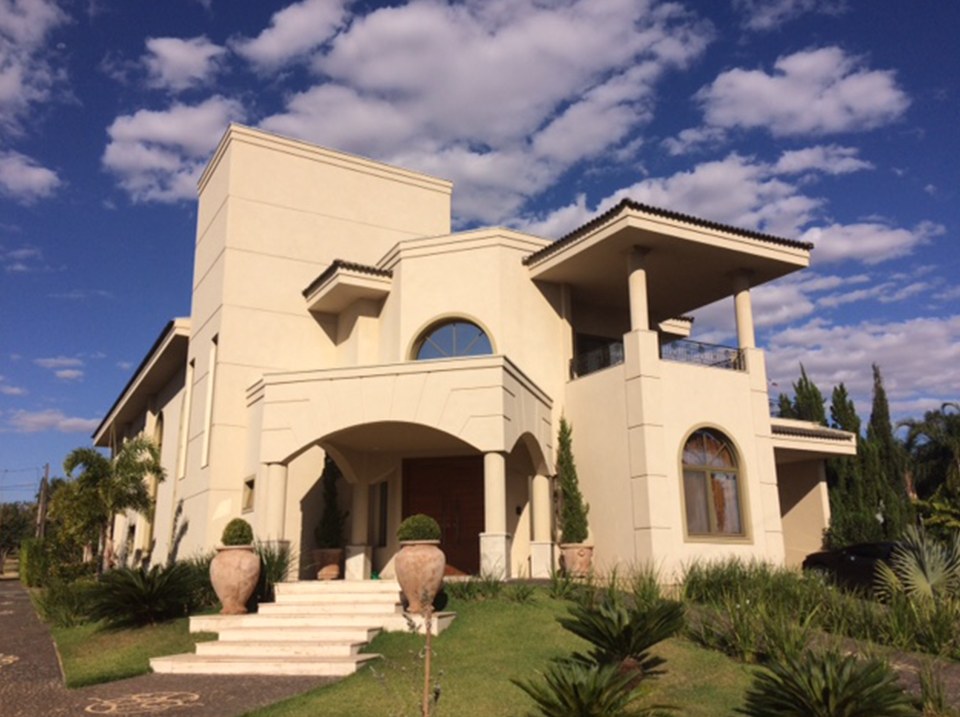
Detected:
[
  {"left": 560, "top": 543, "right": 594, "bottom": 578},
  {"left": 395, "top": 514, "right": 445, "bottom": 615},
  {"left": 312, "top": 548, "right": 343, "bottom": 580},
  {"left": 210, "top": 517, "right": 261, "bottom": 615}
]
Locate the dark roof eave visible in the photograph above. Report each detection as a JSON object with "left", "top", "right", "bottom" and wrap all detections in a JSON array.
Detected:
[
  {"left": 523, "top": 198, "right": 814, "bottom": 267},
  {"left": 302, "top": 259, "right": 394, "bottom": 298}
]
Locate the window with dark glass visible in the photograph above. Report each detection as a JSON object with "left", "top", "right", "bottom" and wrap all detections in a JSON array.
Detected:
[
  {"left": 415, "top": 320, "right": 493, "bottom": 360},
  {"left": 682, "top": 429, "right": 744, "bottom": 537}
]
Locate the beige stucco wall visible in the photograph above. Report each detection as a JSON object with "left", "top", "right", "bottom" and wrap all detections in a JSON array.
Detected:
[{"left": 777, "top": 459, "right": 830, "bottom": 567}]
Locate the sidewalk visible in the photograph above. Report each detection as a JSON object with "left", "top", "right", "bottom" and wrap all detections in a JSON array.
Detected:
[{"left": 0, "top": 579, "right": 327, "bottom": 717}]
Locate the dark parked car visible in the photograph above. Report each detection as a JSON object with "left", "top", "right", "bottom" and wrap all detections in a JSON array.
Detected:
[{"left": 802, "top": 542, "right": 897, "bottom": 592}]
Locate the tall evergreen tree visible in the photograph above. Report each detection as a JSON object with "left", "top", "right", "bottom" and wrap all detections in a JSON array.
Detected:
[
  {"left": 556, "top": 416, "right": 589, "bottom": 544},
  {"left": 863, "top": 364, "right": 911, "bottom": 539},
  {"left": 791, "top": 365, "right": 827, "bottom": 425}
]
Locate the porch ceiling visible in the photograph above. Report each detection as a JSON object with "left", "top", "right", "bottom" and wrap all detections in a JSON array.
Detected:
[
  {"left": 324, "top": 421, "right": 477, "bottom": 456},
  {"left": 528, "top": 209, "right": 810, "bottom": 323}
]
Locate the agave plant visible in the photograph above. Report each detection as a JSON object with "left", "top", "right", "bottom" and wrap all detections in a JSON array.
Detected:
[
  {"left": 736, "top": 649, "right": 919, "bottom": 717},
  {"left": 88, "top": 563, "right": 199, "bottom": 627},
  {"left": 557, "top": 588, "right": 684, "bottom": 677},
  {"left": 513, "top": 661, "right": 670, "bottom": 717},
  {"left": 875, "top": 525, "right": 960, "bottom": 602}
]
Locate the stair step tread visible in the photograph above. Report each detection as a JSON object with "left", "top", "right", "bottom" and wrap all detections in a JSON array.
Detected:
[{"left": 154, "top": 653, "right": 377, "bottom": 664}]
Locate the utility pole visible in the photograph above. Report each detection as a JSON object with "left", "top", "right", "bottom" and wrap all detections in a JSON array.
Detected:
[{"left": 35, "top": 464, "right": 49, "bottom": 539}]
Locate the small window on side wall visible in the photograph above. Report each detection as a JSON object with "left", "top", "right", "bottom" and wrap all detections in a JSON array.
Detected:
[
  {"left": 414, "top": 319, "right": 493, "bottom": 360},
  {"left": 681, "top": 429, "right": 744, "bottom": 537}
]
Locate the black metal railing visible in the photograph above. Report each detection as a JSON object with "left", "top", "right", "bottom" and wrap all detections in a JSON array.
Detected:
[
  {"left": 659, "top": 339, "right": 745, "bottom": 371},
  {"left": 570, "top": 341, "right": 624, "bottom": 379}
]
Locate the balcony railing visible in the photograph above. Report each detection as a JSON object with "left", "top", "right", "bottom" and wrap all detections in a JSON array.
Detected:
[
  {"left": 570, "top": 341, "right": 624, "bottom": 379},
  {"left": 660, "top": 339, "right": 745, "bottom": 371}
]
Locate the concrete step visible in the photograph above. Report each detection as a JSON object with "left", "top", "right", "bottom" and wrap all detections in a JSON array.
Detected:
[
  {"left": 257, "top": 602, "right": 400, "bottom": 616},
  {"left": 216, "top": 626, "right": 380, "bottom": 643},
  {"left": 150, "top": 653, "right": 379, "bottom": 677},
  {"left": 275, "top": 581, "right": 401, "bottom": 595},
  {"left": 275, "top": 591, "right": 401, "bottom": 605},
  {"left": 191, "top": 611, "right": 456, "bottom": 636},
  {"left": 196, "top": 640, "right": 365, "bottom": 658}
]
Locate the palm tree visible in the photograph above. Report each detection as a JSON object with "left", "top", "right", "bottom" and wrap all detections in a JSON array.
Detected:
[
  {"left": 901, "top": 402, "right": 960, "bottom": 499},
  {"left": 63, "top": 436, "right": 164, "bottom": 574}
]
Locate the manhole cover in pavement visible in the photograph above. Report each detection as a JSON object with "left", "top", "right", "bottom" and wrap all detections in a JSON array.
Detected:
[
  {"left": 85, "top": 692, "right": 202, "bottom": 714},
  {"left": 0, "top": 654, "right": 19, "bottom": 669}
]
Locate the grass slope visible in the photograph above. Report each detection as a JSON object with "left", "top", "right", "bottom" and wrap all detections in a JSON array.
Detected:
[
  {"left": 53, "top": 618, "right": 216, "bottom": 688},
  {"left": 243, "top": 595, "right": 751, "bottom": 717}
]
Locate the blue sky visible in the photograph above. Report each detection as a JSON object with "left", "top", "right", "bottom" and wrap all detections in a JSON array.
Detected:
[{"left": 1, "top": 0, "right": 958, "bottom": 502}]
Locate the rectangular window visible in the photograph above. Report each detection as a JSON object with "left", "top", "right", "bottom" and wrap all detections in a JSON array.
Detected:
[
  {"left": 201, "top": 335, "right": 218, "bottom": 468},
  {"left": 683, "top": 471, "right": 710, "bottom": 534},
  {"left": 176, "top": 359, "right": 195, "bottom": 480}
]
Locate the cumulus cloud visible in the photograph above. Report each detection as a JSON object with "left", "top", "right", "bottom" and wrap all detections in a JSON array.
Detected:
[
  {"left": 232, "top": 0, "right": 350, "bottom": 70},
  {"left": 733, "top": 0, "right": 847, "bottom": 31},
  {"left": 34, "top": 355, "right": 82, "bottom": 369},
  {"left": 0, "top": 375, "right": 26, "bottom": 395},
  {"left": 143, "top": 35, "right": 226, "bottom": 92},
  {"left": 801, "top": 221, "right": 944, "bottom": 265},
  {"left": 764, "top": 315, "right": 960, "bottom": 418},
  {"left": 0, "top": 149, "right": 60, "bottom": 201},
  {"left": 102, "top": 95, "right": 246, "bottom": 202},
  {"left": 7, "top": 408, "right": 99, "bottom": 433},
  {"left": 54, "top": 368, "right": 83, "bottom": 380},
  {"left": 773, "top": 145, "right": 873, "bottom": 175},
  {"left": 261, "top": 0, "right": 713, "bottom": 223},
  {"left": 696, "top": 47, "right": 910, "bottom": 136}
]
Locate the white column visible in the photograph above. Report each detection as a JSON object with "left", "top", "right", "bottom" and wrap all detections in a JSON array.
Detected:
[
  {"left": 346, "top": 482, "right": 372, "bottom": 580},
  {"left": 628, "top": 247, "right": 650, "bottom": 332},
  {"left": 481, "top": 452, "right": 510, "bottom": 578},
  {"left": 530, "top": 473, "right": 554, "bottom": 578},
  {"left": 264, "top": 463, "right": 288, "bottom": 540},
  {"left": 733, "top": 272, "right": 756, "bottom": 350}
]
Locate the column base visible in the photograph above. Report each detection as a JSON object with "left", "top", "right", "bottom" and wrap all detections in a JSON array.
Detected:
[
  {"left": 344, "top": 545, "right": 372, "bottom": 581},
  {"left": 479, "top": 532, "right": 511, "bottom": 579},
  {"left": 530, "top": 541, "right": 555, "bottom": 579}
]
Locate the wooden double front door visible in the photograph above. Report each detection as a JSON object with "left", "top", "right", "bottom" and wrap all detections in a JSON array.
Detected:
[{"left": 403, "top": 456, "right": 484, "bottom": 576}]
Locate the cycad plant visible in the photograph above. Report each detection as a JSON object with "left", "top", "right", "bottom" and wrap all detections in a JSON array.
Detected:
[
  {"left": 875, "top": 525, "right": 960, "bottom": 602},
  {"left": 513, "top": 662, "right": 669, "bottom": 717},
  {"left": 736, "top": 649, "right": 918, "bottom": 717},
  {"left": 557, "top": 588, "right": 684, "bottom": 677},
  {"left": 88, "top": 563, "right": 198, "bottom": 627}
]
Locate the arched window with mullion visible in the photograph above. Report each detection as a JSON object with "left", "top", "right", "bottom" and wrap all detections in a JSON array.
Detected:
[
  {"left": 682, "top": 428, "right": 744, "bottom": 537},
  {"left": 415, "top": 319, "right": 493, "bottom": 361}
]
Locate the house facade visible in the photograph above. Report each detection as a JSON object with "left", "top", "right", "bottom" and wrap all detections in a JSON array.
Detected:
[{"left": 93, "top": 124, "right": 855, "bottom": 581}]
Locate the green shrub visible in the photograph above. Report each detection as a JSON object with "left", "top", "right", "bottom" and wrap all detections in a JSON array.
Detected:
[
  {"left": 180, "top": 552, "right": 217, "bottom": 609},
  {"left": 314, "top": 456, "right": 348, "bottom": 548},
  {"left": 397, "top": 514, "right": 441, "bottom": 542},
  {"left": 34, "top": 578, "right": 95, "bottom": 627},
  {"left": 736, "top": 649, "right": 918, "bottom": 717},
  {"left": 504, "top": 583, "right": 536, "bottom": 604},
  {"left": 513, "top": 661, "right": 666, "bottom": 717},
  {"left": 546, "top": 569, "right": 576, "bottom": 601},
  {"left": 221, "top": 518, "right": 253, "bottom": 546},
  {"left": 556, "top": 417, "right": 589, "bottom": 544},
  {"left": 20, "top": 537, "right": 50, "bottom": 587},
  {"left": 88, "top": 563, "right": 199, "bottom": 627},
  {"left": 445, "top": 579, "right": 481, "bottom": 602},
  {"left": 559, "top": 588, "right": 684, "bottom": 676},
  {"left": 255, "top": 540, "right": 294, "bottom": 603}
]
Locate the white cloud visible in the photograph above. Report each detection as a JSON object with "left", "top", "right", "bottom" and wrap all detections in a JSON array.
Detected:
[
  {"left": 143, "top": 36, "right": 226, "bottom": 93},
  {"left": 34, "top": 355, "right": 82, "bottom": 369},
  {"left": 54, "top": 368, "right": 83, "bottom": 380},
  {"left": 801, "top": 221, "right": 944, "bottom": 265},
  {"left": 47, "top": 289, "right": 112, "bottom": 300},
  {"left": 0, "top": 375, "right": 26, "bottom": 395},
  {"left": 773, "top": 145, "right": 873, "bottom": 175},
  {"left": 102, "top": 96, "right": 246, "bottom": 202},
  {"left": 0, "top": 0, "right": 69, "bottom": 134},
  {"left": 116, "top": 361, "right": 133, "bottom": 370},
  {"left": 733, "top": 0, "right": 847, "bottom": 31},
  {"left": 0, "top": 149, "right": 60, "bottom": 201},
  {"left": 262, "top": 0, "right": 713, "bottom": 223},
  {"left": 7, "top": 408, "right": 99, "bottom": 433},
  {"left": 764, "top": 315, "right": 960, "bottom": 418},
  {"left": 662, "top": 125, "right": 726, "bottom": 155},
  {"left": 696, "top": 47, "right": 910, "bottom": 136},
  {"left": 232, "top": 0, "right": 350, "bottom": 70}
]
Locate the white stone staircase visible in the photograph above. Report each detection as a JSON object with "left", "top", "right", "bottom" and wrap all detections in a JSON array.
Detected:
[{"left": 150, "top": 580, "right": 455, "bottom": 677}]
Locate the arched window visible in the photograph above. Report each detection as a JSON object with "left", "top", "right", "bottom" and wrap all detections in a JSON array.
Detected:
[
  {"left": 681, "top": 429, "right": 744, "bottom": 536},
  {"left": 414, "top": 319, "right": 493, "bottom": 360}
]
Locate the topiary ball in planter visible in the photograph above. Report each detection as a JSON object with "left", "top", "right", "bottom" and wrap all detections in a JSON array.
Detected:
[
  {"left": 211, "top": 517, "right": 259, "bottom": 614},
  {"left": 221, "top": 518, "right": 254, "bottom": 546},
  {"left": 395, "top": 514, "right": 445, "bottom": 615},
  {"left": 397, "top": 514, "right": 441, "bottom": 542}
]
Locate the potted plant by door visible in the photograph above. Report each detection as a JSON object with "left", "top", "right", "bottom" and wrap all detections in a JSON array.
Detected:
[
  {"left": 557, "top": 417, "right": 593, "bottom": 577},
  {"left": 313, "top": 457, "right": 348, "bottom": 580},
  {"left": 395, "top": 514, "right": 445, "bottom": 614},
  {"left": 209, "top": 518, "right": 261, "bottom": 614}
]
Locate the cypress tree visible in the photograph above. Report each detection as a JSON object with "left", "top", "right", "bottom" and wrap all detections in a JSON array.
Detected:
[
  {"left": 792, "top": 365, "right": 827, "bottom": 425},
  {"left": 556, "top": 417, "right": 589, "bottom": 544},
  {"left": 864, "top": 364, "right": 912, "bottom": 539},
  {"left": 777, "top": 393, "right": 796, "bottom": 419}
]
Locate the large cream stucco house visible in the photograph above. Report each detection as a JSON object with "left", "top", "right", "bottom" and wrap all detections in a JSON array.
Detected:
[{"left": 93, "top": 124, "right": 855, "bottom": 582}]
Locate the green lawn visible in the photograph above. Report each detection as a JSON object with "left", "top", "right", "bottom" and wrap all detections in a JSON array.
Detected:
[
  {"left": 52, "top": 618, "right": 216, "bottom": 688},
  {"left": 242, "top": 595, "right": 753, "bottom": 717}
]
